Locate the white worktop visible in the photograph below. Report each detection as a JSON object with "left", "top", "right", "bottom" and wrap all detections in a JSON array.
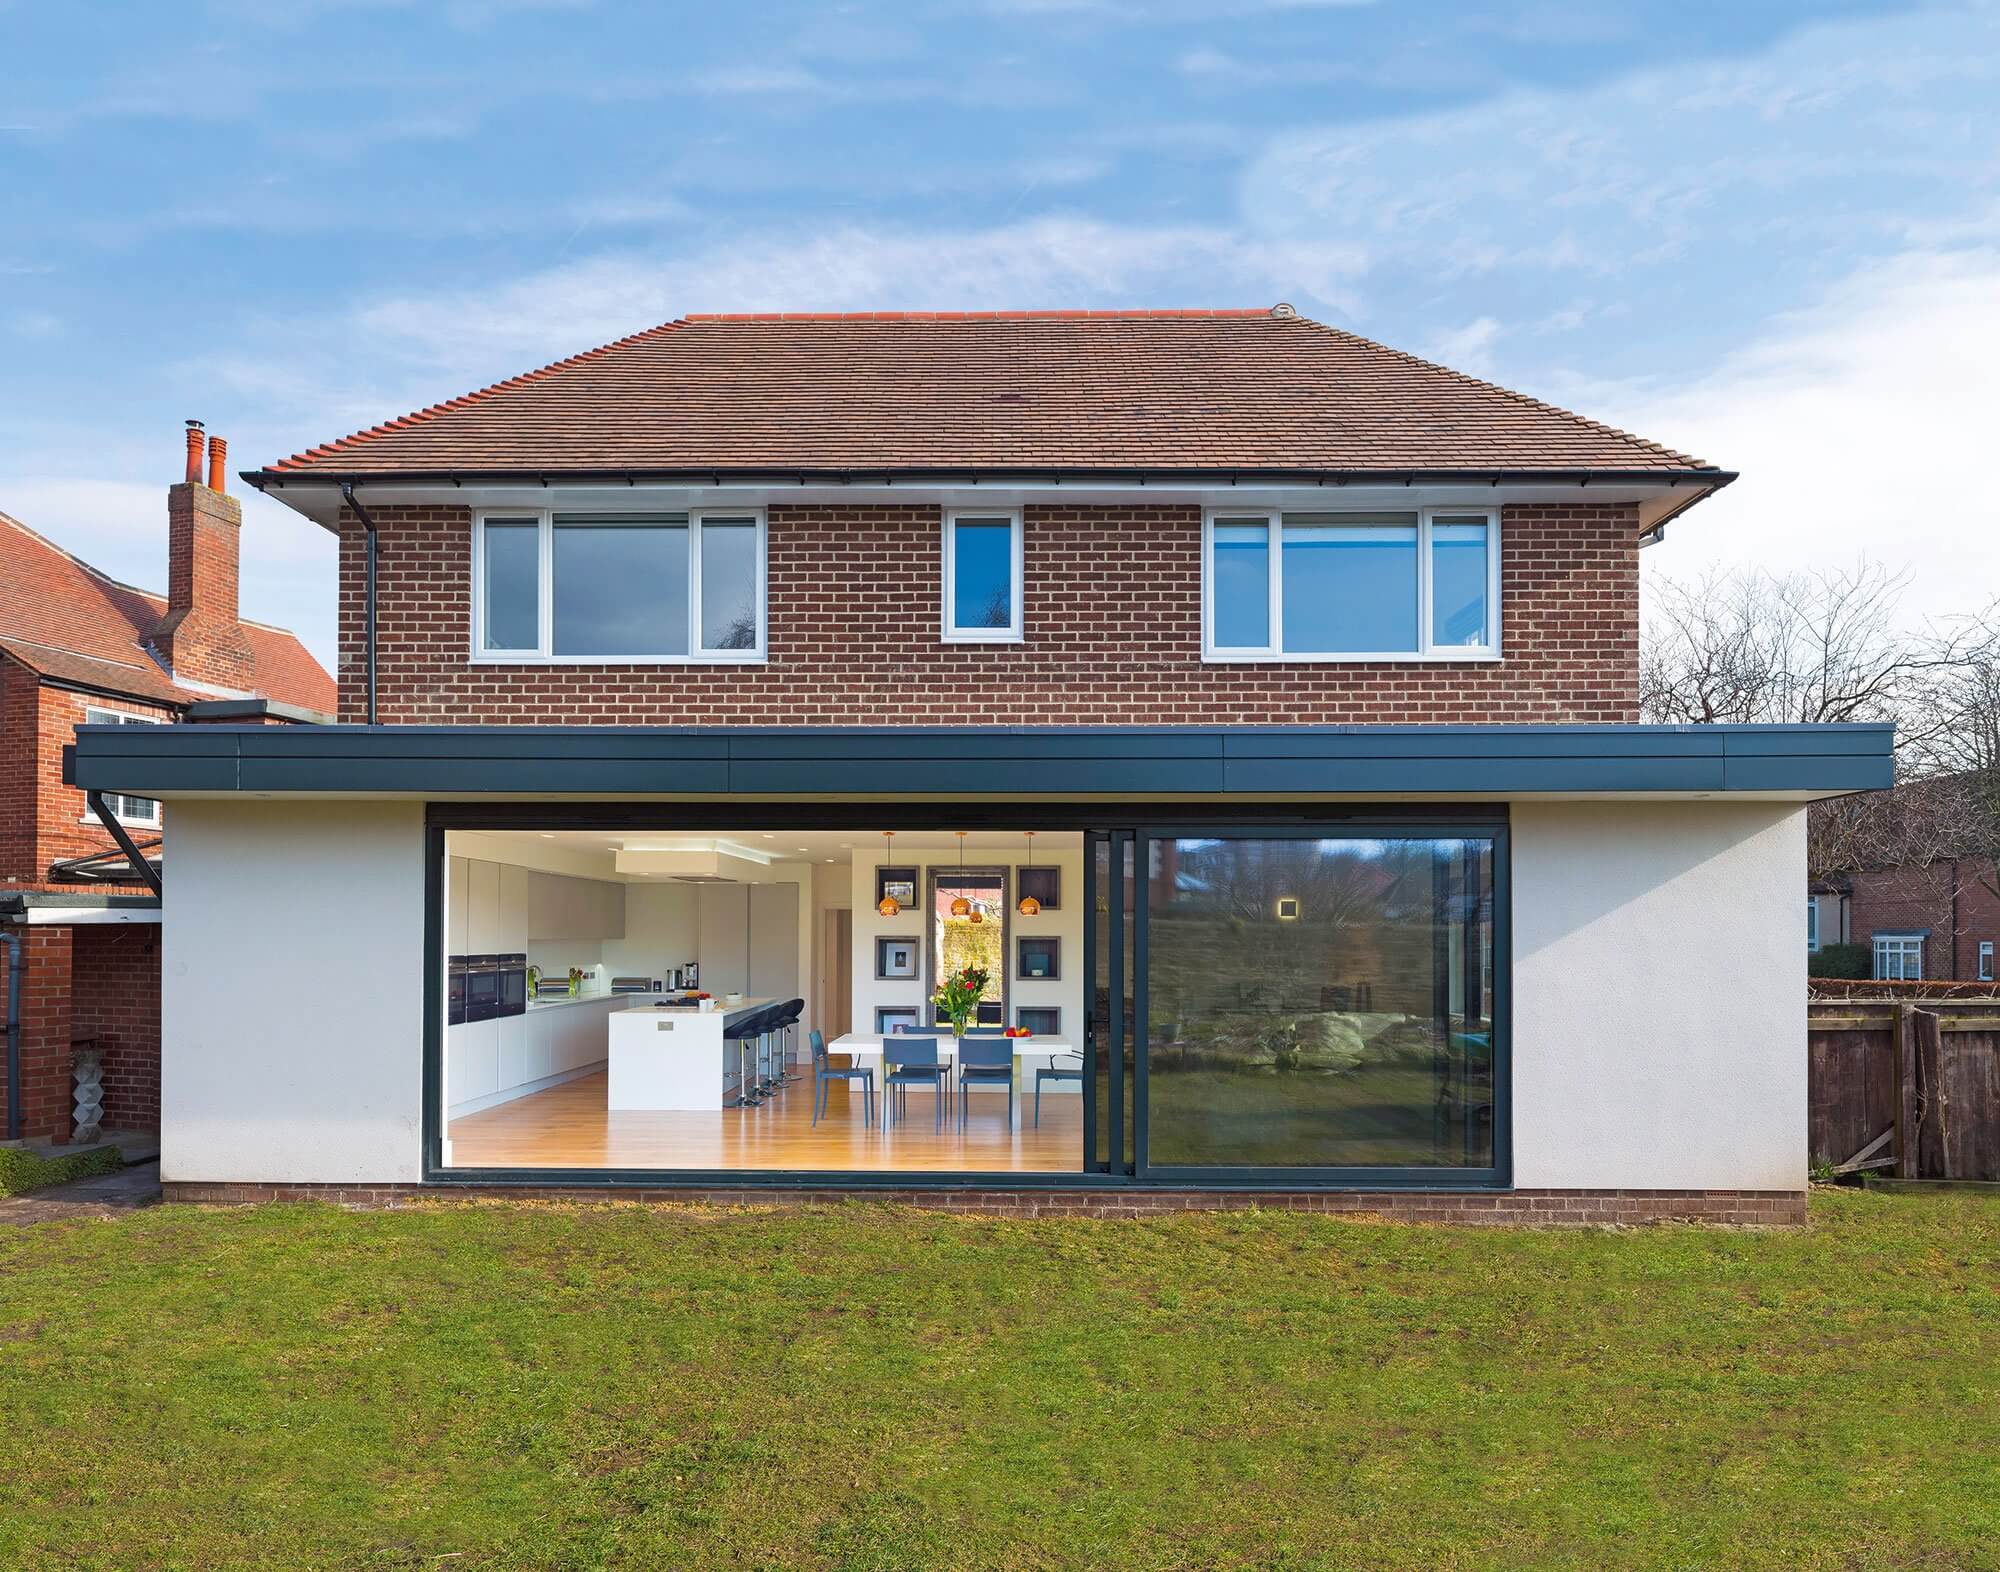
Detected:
[{"left": 526, "top": 992, "right": 631, "bottom": 1012}]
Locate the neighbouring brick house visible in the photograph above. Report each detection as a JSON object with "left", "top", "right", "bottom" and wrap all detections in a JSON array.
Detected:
[
  {"left": 69, "top": 309, "right": 1890, "bottom": 1223},
  {"left": 1, "top": 423, "right": 334, "bottom": 1144},
  {"left": 1812, "top": 862, "right": 2000, "bottom": 983}
]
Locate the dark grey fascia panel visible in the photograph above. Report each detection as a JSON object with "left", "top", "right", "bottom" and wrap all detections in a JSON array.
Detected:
[{"left": 67, "top": 722, "right": 1895, "bottom": 799}]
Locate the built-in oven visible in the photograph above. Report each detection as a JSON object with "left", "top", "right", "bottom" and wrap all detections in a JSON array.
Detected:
[
  {"left": 497, "top": 953, "right": 527, "bottom": 1018},
  {"left": 464, "top": 955, "right": 500, "bottom": 1022},
  {"left": 447, "top": 956, "right": 468, "bottom": 1026}
]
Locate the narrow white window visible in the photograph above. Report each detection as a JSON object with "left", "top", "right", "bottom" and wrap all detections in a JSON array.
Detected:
[
  {"left": 942, "top": 511, "right": 1023, "bottom": 642},
  {"left": 1979, "top": 941, "right": 1994, "bottom": 982},
  {"left": 1806, "top": 898, "right": 1820, "bottom": 954}
]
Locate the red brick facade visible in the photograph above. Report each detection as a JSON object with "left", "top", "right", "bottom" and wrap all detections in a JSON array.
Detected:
[
  {"left": 1846, "top": 861, "right": 2000, "bottom": 981},
  {"left": 0, "top": 677, "right": 170, "bottom": 888},
  {"left": 150, "top": 479, "right": 257, "bottom": 692},
  {"left": 0, "top": 923, "right": 161, "bottom": 1142},
  {"left": 337, "top": 501, "right": 1640, "bottom": 725},
  {"left": 159, "top": 1181, "right": 1807, "bottom": 1226}
]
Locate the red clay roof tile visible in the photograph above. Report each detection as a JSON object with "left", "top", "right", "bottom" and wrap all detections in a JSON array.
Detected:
[
  {"left": 0, "top": 510, "right": 335, "bottom": 714},
  {"left": 258, "top": 309, "right": 1714, "bottom": 478}
]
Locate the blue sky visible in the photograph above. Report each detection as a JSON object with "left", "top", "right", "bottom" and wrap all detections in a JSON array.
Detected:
[{"left": 4, "top": 0, "right": 1997, "bottom": 669}]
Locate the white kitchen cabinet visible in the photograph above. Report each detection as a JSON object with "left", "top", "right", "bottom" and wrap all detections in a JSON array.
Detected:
[
  {"left": 528, "top": 870, "right": 624, "bottom": 941},
  {"left": 496, "top": 1012, "right": 530, "bottom": 1090},
  {"left": 448, "top": 1016, "right": 498, "bottom": 1107},
  {"left": 466, "top": 859, "right": 500, "bottom": 953},
  {"left": 499, "top": 863, "right": 530, "bottom": 953},
  {"left": 697, "top": 884, "right": 750, "bottom": 995},
  {"left": 748, "top": 883, "right": 800, "bottom": 1001},
  {"left": 447, "top": 856, "right": 470, "bottom": 955}
]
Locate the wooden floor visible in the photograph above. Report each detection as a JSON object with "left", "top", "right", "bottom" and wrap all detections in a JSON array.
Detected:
[{"left": 446, "top": 1070, "right": 1085, "bottom": 1173}]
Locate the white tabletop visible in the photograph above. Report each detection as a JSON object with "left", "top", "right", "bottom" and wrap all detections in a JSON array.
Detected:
[{"left": 828, "top": 1033, "right": 1077, "bottom": 1058}]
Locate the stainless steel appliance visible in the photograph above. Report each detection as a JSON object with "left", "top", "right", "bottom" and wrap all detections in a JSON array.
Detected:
[
  {"left": 610, "top": 976, "right": 660, "bottom": 995},
  {"left": 497, "top": 953, "right": 526, "bottom": 1017},
  {"left": 463, "top": 955, "right": 500, "bottom": 1022}
]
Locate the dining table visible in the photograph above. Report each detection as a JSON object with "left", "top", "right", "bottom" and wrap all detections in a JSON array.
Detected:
[{"left": 826, "top": 1032, "right": 1081, "bottom": 1129}]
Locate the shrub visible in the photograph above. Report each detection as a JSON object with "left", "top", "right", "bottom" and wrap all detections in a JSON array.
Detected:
[
  {"left": 0, "top": 1143, "right": 123, "bottom": 1198},
  {"left": 1810, "top": 942, "right": 1871, "bottom": 980}
]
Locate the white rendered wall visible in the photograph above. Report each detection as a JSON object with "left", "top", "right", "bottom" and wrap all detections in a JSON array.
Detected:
[
  {"left": 162, "top": 800, "right": 426, "bottom": 1184},
  {"left": 1510, "top": 800, "right": 1806, "bottom": 1191}
]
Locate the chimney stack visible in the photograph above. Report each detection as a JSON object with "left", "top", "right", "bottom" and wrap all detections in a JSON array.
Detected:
[{"left": 153, "top": 419, "right": 255, "bottom": 691}]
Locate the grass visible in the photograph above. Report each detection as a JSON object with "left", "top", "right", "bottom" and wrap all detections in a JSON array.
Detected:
[
  {"left": 1, "top": 1192, "right": 1996, "bottom": 1571},
  {"left": 0, "top": 1142, "right": 122, "bottom": 1198}
]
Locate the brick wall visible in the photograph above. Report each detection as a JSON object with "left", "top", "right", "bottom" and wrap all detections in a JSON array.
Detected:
[
  {"left": 1849, "top": 861, "right": 2000, "bottom": 981},
  {"left": 0, "top": 676, "right": 172, "bottom": 890},
  {"left": 0, "top": 926, "right": 73, "bottom": 1140},
  {"left": 69, "top": 923, "right": 162, "bottom": 1132},
  {"left": 337, "top": 501, "right": 1640, "bottom": 725}
]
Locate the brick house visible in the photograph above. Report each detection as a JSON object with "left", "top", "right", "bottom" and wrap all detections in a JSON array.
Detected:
[
  {"left": 1812, "top": 863, "right": 2000, "bottom": 983},
  {"left": 69, "top": 310, "right": 1889, "bottom": 1222},
  {"left": 1, "top": 423, "right": 333, "bottom": 1144}
]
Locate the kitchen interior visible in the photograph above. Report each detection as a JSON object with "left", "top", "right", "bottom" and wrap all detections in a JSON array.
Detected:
[{"left": 441, "top": 829, "right": 1086, "bottom": 1174}]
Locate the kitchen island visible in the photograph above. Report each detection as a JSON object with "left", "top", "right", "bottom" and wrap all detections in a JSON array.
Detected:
[{"left": 607, "top": 997, "right": 781, "bottom": 1112}]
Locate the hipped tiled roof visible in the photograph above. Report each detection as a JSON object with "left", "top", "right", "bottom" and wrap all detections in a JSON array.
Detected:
[
  {"left": 0, "top": 511, "right": 335, "bottom": 714},
  {"left": 260, "top": 310, "right": 1714, "bottom": 478}
]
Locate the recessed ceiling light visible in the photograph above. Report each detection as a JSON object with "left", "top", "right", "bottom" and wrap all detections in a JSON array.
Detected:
[
  {"left": 824, "top": 858, "right": 834, "bottom": 864},
  {"left": 763, "top": 835, "right": 775, "bottom": 840},
  {"left": 539, "top": 834, "right": 554, "bottom": 839}
]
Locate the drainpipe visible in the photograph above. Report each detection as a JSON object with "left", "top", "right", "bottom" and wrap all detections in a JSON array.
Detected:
[
  {"left": 340, "top": 482, "right": 380, "bottom": 725},
  {"left": 4, "top": 927, "right": 20, "bottom": 1142}
]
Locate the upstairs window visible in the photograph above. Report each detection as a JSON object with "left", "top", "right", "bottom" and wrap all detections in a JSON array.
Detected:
[
  {"left": 1203, "top": 508, "right": 1499, "bottom": 661},
  {"left": 942, "top": 511, "right": 1023, "bottom": 642},
  {"left": 474, "top": 510, "right": 765, "bottom": 662},
  {"left": 1806, "top": 899, "right": 1820, "bottom": 953},
  {"left": 83, "top": 707, "right": 164, "bottom": 826}
]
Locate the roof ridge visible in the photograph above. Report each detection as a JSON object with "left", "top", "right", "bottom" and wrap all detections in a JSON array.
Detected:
[
  {"left": 1281, "top": 312, "right": 1703, "bottom": 468},
  {"left": 679, "top": 308, "right": 1276, "bottom": 321},
  {"left": 267, "top": 317, "right": 690, "bottom": 473}
]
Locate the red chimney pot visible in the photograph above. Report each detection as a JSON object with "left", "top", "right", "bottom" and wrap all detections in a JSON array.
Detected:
[
  {"left": 206, "top": 434, "right": 228, "bottom": 494},
  {"left": 184, "top": 419, "right": 205, "bottom": 483}
]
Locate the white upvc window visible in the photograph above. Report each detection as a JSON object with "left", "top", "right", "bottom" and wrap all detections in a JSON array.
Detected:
[
  {"left": 1873, "top": 933, "right": 1924, "bottom": 981},
  {"left": 1806, "top": 898, "right": 1820, "bottom": 953},
  {"left": 471, "top": 508, "right": 767, "bottom": 663},
  {"left": 941, "top": 510, "right": 1024, "bottom": 643},
  {"left": 1979, "top": 941, "right": 1994, "bottom": 982},
  {"left": 82, "top": 707, "right": 164, "bottom": 827},
  {"left": 1202, "top": 507, "right": 1501, "bottom": 662}
]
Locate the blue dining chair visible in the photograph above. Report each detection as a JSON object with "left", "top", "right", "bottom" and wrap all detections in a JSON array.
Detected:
[
  {"left": 810, "top": 1028, "right": 874, "bottom": 1126},
  {"left": 883, "top": 1036, "right": 949, "bottom": 1132},
  {"left": 956, "top": 1035, "right": 1014, "bottom": 1131},
  {"left": 1035, "top": 1051, "right": 1085, "bottom": 1126}
]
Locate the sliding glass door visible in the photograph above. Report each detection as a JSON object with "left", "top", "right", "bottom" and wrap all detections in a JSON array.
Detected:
[{"left": 1089, "top": 819, "right": 1506, "bottom": 1185}]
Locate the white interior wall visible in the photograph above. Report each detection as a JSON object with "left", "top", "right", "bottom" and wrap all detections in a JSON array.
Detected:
[
  {"left": 1510, "top": 800, "right": 1806, "bottom": 1191},
  {"left": 850, "top": 842, "right": 1085, "bottom": 1038},
  {"left": 163, "top": 800, "right": 427, "bottom": 1184}
]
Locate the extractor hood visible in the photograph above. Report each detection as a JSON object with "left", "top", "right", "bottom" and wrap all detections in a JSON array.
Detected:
[{"left": 613, "top": 845, "right": 771, "bottom": 882}]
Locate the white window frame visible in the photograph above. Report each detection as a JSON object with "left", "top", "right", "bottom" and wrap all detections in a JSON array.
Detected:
[
  {"left": 941, "top": 509, "right": 1025, "bottom": 644},
  {"left": 81, "top": 706, "right": 165, "bottom": 827},
  {"left": 1979, "top": 941, "right": 1994, "bottom": 982},
  {"left": 1872, "top": 933, "right": 1924, "bottom": 982},
  {"left": 1201, "top": 507, "right": 1503, "bottom": 662},
  {"left": 470, "top": 508, "right": 767, "bottom": 664},
  {"left": 1806, "top": 898, "right": 1820, "bottom": 953}
]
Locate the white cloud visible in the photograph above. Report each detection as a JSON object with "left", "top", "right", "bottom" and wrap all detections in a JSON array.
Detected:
[
  {"left": 1589, "top": 246, "right": 2000, "bottom": 628},
  {"left": 1424, "top": 316, "right": 1502, "bottom": 377},
  {"left": 350, "top": 216, "right": 1368, "bottom": 379}
]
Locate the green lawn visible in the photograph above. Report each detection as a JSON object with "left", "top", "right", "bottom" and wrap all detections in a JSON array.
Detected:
[{"left": 2, "top": 1192, "right": 1996, "bottom": 1571}]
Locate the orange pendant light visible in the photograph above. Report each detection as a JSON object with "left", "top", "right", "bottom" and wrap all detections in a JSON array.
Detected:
[
  {"left": 876, "top": 831, "right": 901, "bottom": 917},
  {"left": 1017, "top": 831, "right": 1042, "bottom": 916},
  {"left": 950, "top": 831, "right": 974, "bottom": 918}
]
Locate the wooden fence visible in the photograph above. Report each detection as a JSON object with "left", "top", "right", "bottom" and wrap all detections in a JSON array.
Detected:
[{"left": 1808, "top": 1000, "right": 2000, "bottom": 1181}]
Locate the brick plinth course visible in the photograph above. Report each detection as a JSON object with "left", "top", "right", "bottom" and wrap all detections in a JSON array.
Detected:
[{"left": 160, "top": 1182, "right": 1807, "bottom": 1227}]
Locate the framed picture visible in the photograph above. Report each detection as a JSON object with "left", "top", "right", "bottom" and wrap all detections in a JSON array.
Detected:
[
  {"left": 1017, "top": 865, "right": 1061, "bottom": 911},
  {"left": 1016, "top": 1006, "right": 1061, "bottom": 1036},
  {"left": 876, "top": 866, "right": 918, "bottom": 909},
  {"left": 875, "top": 1005, "right": 921, "bottom": 1035},
  {"left": 875, "top": 935, "right": 920, "bottom": 981},
  {"left": 1017, "top": 935, "right": 1061, "bottom": 982}
]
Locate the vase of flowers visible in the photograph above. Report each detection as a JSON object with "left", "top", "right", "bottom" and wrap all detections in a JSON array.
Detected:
[{"left": 934, "top": 964, "right": 990, "bottom": 1041}]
